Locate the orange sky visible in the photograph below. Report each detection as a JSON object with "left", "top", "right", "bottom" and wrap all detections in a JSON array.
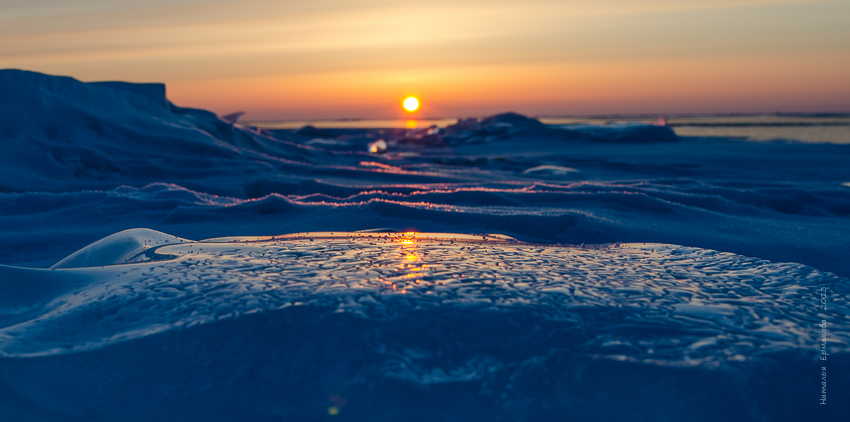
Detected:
[{"left": 3, "top": 0, "right": 849, "bottom": 119}]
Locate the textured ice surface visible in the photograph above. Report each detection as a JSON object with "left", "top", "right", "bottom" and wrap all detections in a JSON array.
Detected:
[
  {"left": 4, "top": 230, "right": 847, "bottom": 360},
  {"left": 1, "top": 231, "right": 847, "bottom": 420}
]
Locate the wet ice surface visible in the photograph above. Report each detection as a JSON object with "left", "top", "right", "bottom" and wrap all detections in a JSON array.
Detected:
[
  {"left": 1, "top": 231, "right": 847, "bottom": 420},
  {"left": 3, "top": 231, "right": 847, "bottom": 361}
]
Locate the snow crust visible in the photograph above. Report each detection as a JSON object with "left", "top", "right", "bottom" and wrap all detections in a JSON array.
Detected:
[
  {"left": 51, "top": 228, "right": 188, "bottom": 268},
  {"left": 1, "top": 232, "right": 847, "bottom": 420}
]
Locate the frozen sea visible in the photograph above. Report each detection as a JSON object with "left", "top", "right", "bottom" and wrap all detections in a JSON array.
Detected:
[
  {"left": 0, "top": 69, "right": 848, "bottom": 421},
  {"left": 247, "top": 113, "right": 850, "bottom": 144}
]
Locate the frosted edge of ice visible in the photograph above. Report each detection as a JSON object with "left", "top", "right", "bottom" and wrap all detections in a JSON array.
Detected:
[{"left": 51, "top": 228, "right": 190, "bottom": 269}]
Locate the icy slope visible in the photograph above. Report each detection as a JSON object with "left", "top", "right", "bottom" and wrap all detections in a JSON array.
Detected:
[
  {"left": 0, "top": 69, "right": 314, "bottom": 193},
  {"left": 0, "top": 231, "right": 846, "bottom": 420}
]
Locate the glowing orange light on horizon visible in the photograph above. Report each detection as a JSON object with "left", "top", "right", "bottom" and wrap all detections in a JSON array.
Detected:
[
  {"left": 397, "top": 232, "right": 420, "bottom": 262},
  {"left": 403, "top": 97, "right": 419, "bottom": 112}
]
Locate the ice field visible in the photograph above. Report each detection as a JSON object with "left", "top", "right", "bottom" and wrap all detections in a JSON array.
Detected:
[{"left": 0, "top": 69, "right": 848, "bottom": 420}]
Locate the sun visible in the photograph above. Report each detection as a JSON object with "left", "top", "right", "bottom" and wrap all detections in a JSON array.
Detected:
[{"left": 403, "top": 97, "right": 419, "bottom": 112}]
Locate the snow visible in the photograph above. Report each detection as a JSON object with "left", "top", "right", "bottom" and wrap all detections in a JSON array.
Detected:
[
  {"left": 521, "top": 164, "right": 580, "bottom": 177},
  {"left": 2, "top": 232, "right": 848, "bottom": 419},
  {"left": 554, "top": 121, "right": 679, "bottom": 143},
  {"left": 51, "top": 228, "right": 189, "bottom": 269},
  {"left": 0, "top": 69, "right": 848, "bottom": 420}
]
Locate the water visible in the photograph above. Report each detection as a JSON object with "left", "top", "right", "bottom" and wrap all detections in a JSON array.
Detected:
[
  {"left": 246, "top": 114, "right": 850, "bottom": 144},
  {"left": 244, "top": 118, "right": 460, "bottom": 130}
]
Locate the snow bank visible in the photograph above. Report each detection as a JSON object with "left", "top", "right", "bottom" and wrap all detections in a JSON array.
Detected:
[
  {"left": 556, "top": 121, "right": 679, "bottom": 143},
  {"left": 0, "top": 70, "right": 313, "bottom": 193},
  {"left": 51, "top": 228, "right": 188, "bottom": 268}
]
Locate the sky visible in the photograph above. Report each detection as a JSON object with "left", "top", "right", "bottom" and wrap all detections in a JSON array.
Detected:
[{"left": 2, "top": 0, "right": 849, "bottom": 120}]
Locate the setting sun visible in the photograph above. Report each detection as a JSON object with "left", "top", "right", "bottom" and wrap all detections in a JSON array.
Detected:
[{"left": 403, "top": 97, "right": 419, "bottom": 112}]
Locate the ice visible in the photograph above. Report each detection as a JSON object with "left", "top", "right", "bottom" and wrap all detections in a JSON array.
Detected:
[
  {"left": 1, "top": 70, "right": 849, "bottom": 420},
  {"left": 1, "top": 70, "right": 848, "bottom": 276},
  {"left": 0, "top": 69, "right": 313, "bottom": 194},
  {"left": 368, "top": 139, "right": 387, "bottom": 153},
  {"left": 219, "top": 111, "right": 245, "bottom": 124},
  {"left": 51, "top": 228, "right": 189, "bottom": 268},
  {"left": 522, "top": 164, "right": 580, "bottom": 177},
  {"left": 555, "top": 121, "right": 679, "bottom": 143},
  {"left": 5, "top": 231, "right": 847, "bottom": 360},
  {"left": 1, "top": 231, "right": 847, "bottom": 419}
]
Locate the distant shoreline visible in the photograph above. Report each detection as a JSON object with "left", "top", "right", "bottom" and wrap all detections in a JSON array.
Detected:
[
  {"left": 246, "top": 111, "right": 849, "bottom": 124},
  {"left": 243, "top": 114, "right": 850, "bottom": 144}
]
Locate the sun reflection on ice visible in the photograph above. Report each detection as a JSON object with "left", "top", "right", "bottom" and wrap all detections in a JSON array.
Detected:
[{"left": 394, "top": 232, "right": 427, "bottom": 293}]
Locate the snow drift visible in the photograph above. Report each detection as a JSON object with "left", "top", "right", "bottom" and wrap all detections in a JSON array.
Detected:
[{"left": 0, "top": 69, "right": 313, "bottom": 193}]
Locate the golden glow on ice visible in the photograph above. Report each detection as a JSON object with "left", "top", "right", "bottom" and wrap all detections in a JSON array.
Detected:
[{"left": 395, "top": 232, "right": 424, "bottom": 293}]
